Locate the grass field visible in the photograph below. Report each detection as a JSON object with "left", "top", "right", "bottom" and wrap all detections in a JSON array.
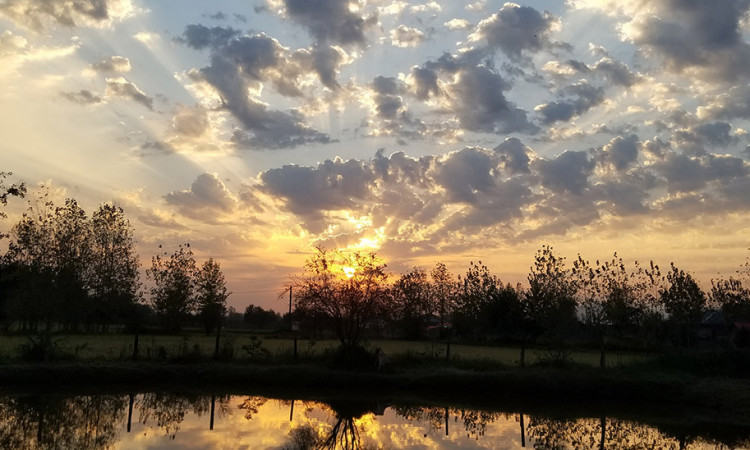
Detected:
[{"left": 0, "top": 331, "right": 653, "bottom": 368}]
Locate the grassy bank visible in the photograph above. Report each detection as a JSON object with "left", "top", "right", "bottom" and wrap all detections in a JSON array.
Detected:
[{"left": 0, "top": 357, "right": 749, "bottom": 422}]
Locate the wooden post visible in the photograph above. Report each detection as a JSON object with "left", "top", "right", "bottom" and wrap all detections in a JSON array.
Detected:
[
  {"left": 290, "top": 400, "right": 295, "bottom": 422},
  {"left": 288, "top": 286, "right": 293, "bottom": 330},
  {"left": 444, "top": 407, "right": 449, "bottom": 436},
  {"left": 127, "top": 394, "right": 134, "bottom": 433},
  {"left": 520, "top": 413, "right": 525, "bottom": 447},
  {"left": 210, "top": 395, "right": 216, "bottom": 430},
  {"left": 599, "top": 416, "right": 605, "bottom": 450}
]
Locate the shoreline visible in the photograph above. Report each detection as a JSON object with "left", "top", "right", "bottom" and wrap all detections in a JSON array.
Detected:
[{"left": 1, "top": 361, "right": 748, "bottom": 424}]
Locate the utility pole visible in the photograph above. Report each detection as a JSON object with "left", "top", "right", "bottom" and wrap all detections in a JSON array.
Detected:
[{"left": 288, "top": 285, "right": 293, "bottom": 330}]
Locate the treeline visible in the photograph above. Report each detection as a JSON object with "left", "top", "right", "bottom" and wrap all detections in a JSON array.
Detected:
[
  {"left": 292, "top": 247, "right": 750, "bottom": 361},
  {"left": 0, "top": 178, "right": 235, "bottom": 334}
]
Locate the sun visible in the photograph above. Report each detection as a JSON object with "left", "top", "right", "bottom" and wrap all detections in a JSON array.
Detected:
[{"left": 342, "top": 266, "right": 356, "bottom": 278}]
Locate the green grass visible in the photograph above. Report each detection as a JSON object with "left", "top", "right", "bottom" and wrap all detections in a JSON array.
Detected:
[{"left": 0, "top": 332, "right": 654, "bottom": 368}]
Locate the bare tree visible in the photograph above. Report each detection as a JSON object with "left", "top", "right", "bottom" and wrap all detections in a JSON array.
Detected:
[{"left": 293, "top": 247, "right": 390, "bottom": 349}]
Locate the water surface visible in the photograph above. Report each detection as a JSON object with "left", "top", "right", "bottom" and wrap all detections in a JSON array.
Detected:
[{"left": 0, "top": 392, "right": 746, "bottom": 449}]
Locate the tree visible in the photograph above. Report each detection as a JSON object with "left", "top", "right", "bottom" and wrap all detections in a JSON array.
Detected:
[
  {"left": 0, "top": 171, "right": 25, "bottom": 240},
  {"left": 147, "top": 245, "right": 197, "bottom": 332},
  {"left": 660, "top": 263, "right": 706, "bottom": 345},
  {"left": 430, "top": 262, "right": 456, "bottom": 329},
  {"left": 712, "top": 254, "right": 750, "bottom": 323},
  {"left": 524, "top": 245, "right": 578, "bottom": 360},
  {"left": 243, "top": 304, "right": 282, "bottom": 330},
  {"left": 391, "top": 267, "right": 433, "bottom": 339},
  {"left": 89, "top": 204, "right": 141, "bottom": 331},
  {"left": 573, "top": 254, "right": 659, "bottom": 366},
  {"left": 195, "top": 257, "right": 230, "bottom": 335},
  {"left": 293, "top": 247, "right": 390, "bottom": 348}
]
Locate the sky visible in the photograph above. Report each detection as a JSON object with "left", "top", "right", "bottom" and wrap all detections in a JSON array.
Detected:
[{"left": 1, "top": 0, "right": 750, "bottom": 312}]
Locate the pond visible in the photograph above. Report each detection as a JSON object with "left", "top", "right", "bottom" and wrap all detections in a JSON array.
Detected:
[{"left": 0, "top": 391, "right": 747, "bottom": 449}]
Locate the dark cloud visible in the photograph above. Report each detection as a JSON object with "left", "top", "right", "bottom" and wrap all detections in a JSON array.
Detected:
[
  {"left": 105, "top": 77, "right": 153, "bottom": 110},
  {"left": 451, "top": 65, "right": 536, "bottom": 133},
  {"left": 472, "top": 3, "right": 561, "bottom": 59},
  {"left": 655, "top": 152, "right": 748, "bottom": 193},
  {"left": 166, "top": 173, "right": 236, "bottom": 222},
  {"left": 259, "top": 158, "right": 374, "bottom": 231},
  {"left": 629, "top": 0, "right": 750, "bottom": 80},
  {"left": 536, "top": 81, "right": 605, "bottom": 124},
  {"left": 61, "top": 89, "right": 102, "bottom": 105},
  {"left": 311, "top": 45, "right": 344, "bottom": 90},
  {"left": 591, "top": 58, "right": 640, "bottom": 87},
  {"left": 408, "top": 66, "right": 439, "bottom": 100},
  {"left": 699, "top": 85, "right": 750, "bottom": 120},
  {"left": 435, "top": 148, "right": 496, "bottom": 203},
  {"left": 594, "top": 177, "right": 651, "bottom": 216},
  {"left": 536, "top": 150, "right": 595, "bottom": 195},
  {"left": 494, "top": 137, "right": 531, "bottom": 174},
  {"left": 186, "top": 32, "right": 331, "bottom": 148},
  {"left": 179, "top": 24, "right": 240, "bottom": 50},
  {"left": 371, "top": 76, "right": 406, "bottom": 119},
  {"left": 597, "top": 134, "right": 640, "bottom": 171},
  {"left": 283, "top": 0, "right": 372, "bottom": 46}
]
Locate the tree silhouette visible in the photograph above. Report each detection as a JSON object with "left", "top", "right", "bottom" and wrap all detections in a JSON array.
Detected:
[
  {"left": 89, "top": 204, "right": 141, "bottom": 331},
  {"left": 293, "top": 247, "right": 389, "bottom": 349},
  {"left": 660, "top": 263, "right": 706, "bottom": 346},
  {"left": 195, "top": 257, "right": 230, "bottom": 335},
  {"left": 147, "top": 244, "right": 197, "bottom": 332},
  {"left": 524, "top": 245, "right": 578, "bottom": 361},
  {"left": 391, "top": 267, "right": 433, "bottom": 339}
]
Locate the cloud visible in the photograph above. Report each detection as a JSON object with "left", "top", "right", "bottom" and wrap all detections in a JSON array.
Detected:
[
  {"left": 0, "top": 0, "right": 135, "bottom": 30},
  {"left": 494, "top": 137, "right": 531, "bottom": 174},
  {"left": 597, "top": 134, "right": 640, "bottom": 171},
  {"left": 61, "top": 89, "right": 103, "bottom": 105},
  {"left": 179, "top": 24, "right": 241, "bottom": 50},
  {"left": 90, "top": 55, "right": 131, "bottom": 73},
  {"left": 0, "top": 30, "right": 28, "bottom": 56},
  {"left": 165, "top": 173, "right": 237, "bottom": 222},
  {"left": 104, "top": 77, "right": 153, "bottom": 110},
  {"left": 444, "top": 19, "right": 471, "bottom": 31},
  {"left": 407, "top": 66, "right": 440, "bottom": 100},
  {"left": 469, "top": 3, "right": 561, "bottom": 59},
  {"left": 182, "top": 30, "right": 332, "bottom": 148},
  {"left": 370, "top": 76, "right": 405, "bottom": 119},
  {"left": 536, "top": 150, "right": 595, "bottom": 195},
  {"left": 576, "top": 0, "right": 750, "bottom": 81},
  {"left": 390, "top": 25, "right": 425, "bottom": 48},
  {"left": 281, "top": 0, "right": 373, "bottom": 47},
  {"left": 171, "top": 104, "right": 209, "bottom": 138},
  {"left": 450, "top": 65, "right": 536, "bottom": 133},
  {"left": 535, "top": 81, "right": 605, "bottom": 124},
  {"left": 698, "top": 85, "right": 750, "bottom": 120},
  {"left": 258, "top": 158, "right": 375, "bottom": 231},
  {"left": 654, "top": 152, "right": 748, "bottom": 193},
  {"left": 434, "top": 148, "right": 496, "bottom": 204}
]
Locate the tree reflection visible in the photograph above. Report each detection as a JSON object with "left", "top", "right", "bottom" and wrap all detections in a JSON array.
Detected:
[
  {"left": 0, "top": 395, "right": 127, "bottom": 449},
  {"left": 137, "top": 392, "right": 229, "bottom": 438}
]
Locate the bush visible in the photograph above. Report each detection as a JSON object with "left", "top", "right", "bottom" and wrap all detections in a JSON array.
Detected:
[{"left": 17, "top": 332, "right": 80, "bottom": 362}]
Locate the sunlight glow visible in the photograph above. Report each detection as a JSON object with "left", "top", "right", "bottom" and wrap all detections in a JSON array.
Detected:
[{"left": 343, "top": 266, "right": 356, "bottom": 278}]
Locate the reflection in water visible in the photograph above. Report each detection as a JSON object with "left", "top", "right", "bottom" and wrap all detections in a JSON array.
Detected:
[{"left": 0, "top": 392, "right": 747, "bottom": 449}]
